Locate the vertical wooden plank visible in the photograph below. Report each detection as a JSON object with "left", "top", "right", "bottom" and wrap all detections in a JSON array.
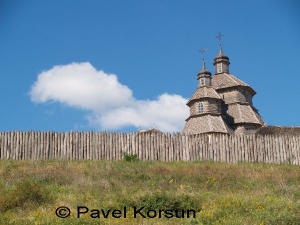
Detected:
[
  {"left": 59, "top": 132, "right": 63, "bottom": 160},
  {"left": 132, "top": 133, "right": 136, "bottom": 157},
  {"left": 216, "top": 134, "right": 220, "bottom": 162},
  {"left": 105, "top": 132, "right": 113, "bottom": 160},
  {"left": 202, "top": 134, "right": 206, "bottom": 161},
  {"left": 5, "top": 132, "right": 9, "bottom": 159},
  {"left": 93, "top": 132, "right": 97, "bottom": 160},
  {"left": 106, "top": 132, "right": 109, "bottom": 160},
  {"left": 149, "top": 133, "right": 153, "bottom": 161},
  {"left": 198, "top": 134, "right": 202, "bottom": 161},
  {"left": 1, "top": 132, "right": 4, "bottom": 159},
  {"left": 71, "top": 131, "right": 75, "bottom": 160},
  {"left": 243, "top": 135, "right": 247, "bottom": 162},
  {"left": 226, "top": 135, "right": 230, "bottom": 163},
  {"left": 90, "top": 132, "right": 94, "bottom": 160},
  {"left": 115, "top": 133, "right": 121, "bottom": 160},
  {"left": 264, "top": 135, "right": 268, "bottom": 163},
  {"left": 185, "top": 135, "right": 189, "bottom": 161},
  {"left": 34, "top": 131, "right": 38, "bottom": 160},
  {"left": 151, "top": 133, "right": 155, "bottom": 161},
  {"left": 269, "top": 135, "right": 274, "bottom": 164},
  {"left": 118, "top": 133, "right": 121, "bottom": 160},
  {"left": 214, "top": 134, "right": 221, "bottom": 162},
  {"left": 281, "top": 135, "right": 286, "bottom": 163},
  {"left": 233, "top": 134, "right": 237, "bottom": 163},
  {"left": 0, "top": 132, "right": 3, "bottom": 159},
  {"left": 103, "top": 132, "right": 106, "bottom": 160},
  {"left": 164, "top": 133, "right": 169, "bottom": 162},
  {"left": 35, "top": 132, "right": 39, "bottom": 160},
  {"left": 258, "top": 135, "right": 263, "bottom": 163},
  {"left": 145, "top": 132, "right": 148, "bottom": 161},
  {"left": 281, "top": 135, "right": 287, "bottom": 163},
  {"left": 181, "top": 134, "right": 185, "bottom": 161},
  {"left": 87, "top": 132, "right": 91, "bottom": 160},
  {"left": 159, "top": 133, "right": 163, "bottom": 161},
  {"left": 297, "top": 136, "right": 300, "bottom": 165},
  {"left": 237, "top": 134, "right": 241, "bottom": 162},
  {"left": 19, "top": 131, "right": 23, "bottom": 160},
  {"left": 95, "top": 132, "right": 99, "bottom": 160},
  {"left": 15, "top": 131, "right": 20, "bottom": 160},
  {"left": 172, "top": 133, "right": 176, "bottom": 161},
  {"left": 113, "top": 132, "right": 116, "bottom": 161},
  {"left": 55, "top": 132, "right": 61, "bottom": 159},
  {"left": 11, "top": 131, "right": 16, "bottom": 160},
  {"left": 9, "top": 131, "right": 14, "bottom": 159},
  {"left": 89, "top": 132, "right": 92, "bottom": 161},
  {"left": 254, "top": 135, "right": 258, "bottom": 163},
  {"left": 271, "top": 135, "right": 275, "bottom": 164},
  {"left": 157, "top": 133, "right": 160, "bottom": 161},
  {"left": 50, "top": 131, "right": 54, "bottom": 160},
  {"left": 248, "top": 135, "right": 253, "bottom": 162},
  {"left": 221, "top": 134, "right": 224, "bottom": 162},
  {"left": 38, "top": 131, "right": 44, "bottom": 159},
  {"left": 27, "top": 131, "right": 32, "bottom": 160},
  {"left": 286, "top": 135, "right": 292, "bottom": 163},
  {"left": 296, "top": 136, "right": 300, "bottom": 165},
  {"left": 194, "top": 134, "right": 199, "bottom": 161},
  {"left": 112, "top": 133, "right": 121, "bottom": 160},
  {"left": 76, "top": 132, "right": 79, "bottom": 160},
  {"left": 276, "top": 135, "right": 280, "bottom": 164},
  {"left": 82, "top": 132, "right": 86, "bottom": 160},
  {"left": 294, "top": 136, "right": 299, "bottom": 165},
  {"left": 290, "top": 135, "right": 296, "bottom": 164},
  {"left": 63, "top": 132, "right": 66, "bottom": 160},
  {"left": 67, "top": 132, "right": 71, "bottom": 160},
  {"left": 111, "top": 133, "right": 119, "bottom": 161},
  {"left": 190, "top": 134, "right": 194, "bottom": 161},
  {"left": 189, "top": 134, "right": 194, "bottom": 161}
]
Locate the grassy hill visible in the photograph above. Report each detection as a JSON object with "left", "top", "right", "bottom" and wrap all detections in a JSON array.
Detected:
[{"left": 0, "top": 159, "right": 300, "bottom": 224}]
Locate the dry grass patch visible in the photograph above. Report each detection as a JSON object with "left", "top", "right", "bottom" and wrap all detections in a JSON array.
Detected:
[{"left": 0, "top": 160, "right": 300, "bottom": 224}]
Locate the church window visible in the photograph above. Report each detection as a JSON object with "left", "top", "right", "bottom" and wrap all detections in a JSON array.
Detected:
[
  {"left": 200, "top": 78, "right": 205, "bottom": 86},
  {"left": 217, "top": 63, "right": 223, "bottom": 73},
  {"left": 198, "top": 102, "right": 204, "bottom": 114}
]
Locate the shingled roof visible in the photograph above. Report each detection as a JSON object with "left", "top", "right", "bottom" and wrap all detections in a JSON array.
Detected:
[
  {"left": 224, "top": 103, "right": 265, "bottom": 125},
  {"left": 187, "top": 86, "right": 222, "bottom": 105},
  {"left": 212, "top": 73, "right": 256, "bottom": 95},
  {"left": 183, "top": 115, "right": 233, "bottom": 134},
  {"left": 255, "top": 126, "right": 300, "bottom": 135}
]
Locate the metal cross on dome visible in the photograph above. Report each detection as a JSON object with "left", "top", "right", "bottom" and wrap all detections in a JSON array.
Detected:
[
  {"left": 199, "top": 47, "right": 206, "bottom": 59},
  {"left": 216, "top": 32, "right": 224, "bottom": 44}
]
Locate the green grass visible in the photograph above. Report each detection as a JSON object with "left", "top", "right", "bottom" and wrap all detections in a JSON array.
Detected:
[{"left": 0, "top": 159, "right": 300, "bottom": 224}]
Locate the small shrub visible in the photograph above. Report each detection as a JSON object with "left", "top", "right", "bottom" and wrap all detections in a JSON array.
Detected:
[
  {"left": 0, "top": 180, "right": 52, "bottom": 212},
  {"left": 123, "top": 152, "right": 138, "bottom": 162}
]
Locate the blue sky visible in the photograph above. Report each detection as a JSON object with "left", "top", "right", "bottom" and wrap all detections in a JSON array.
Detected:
[{"left": 0, "top": 0, "right": 299, "bottom": 132}]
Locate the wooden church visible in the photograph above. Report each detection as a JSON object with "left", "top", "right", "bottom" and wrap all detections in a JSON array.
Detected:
[{"left": 182, "top": 37, "right": 265, "bottom": 135}]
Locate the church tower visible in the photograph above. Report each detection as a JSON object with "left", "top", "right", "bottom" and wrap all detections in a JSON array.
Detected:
[
  {"left": 182, "top": 33, "right": 265, "bottom": 135},
  {"left": 182, "top": 52, "right": 232, "bottom": 135},
  {"left": 213, "top": 45, "right": 230, "bottom": 74},
  {"left": 211, "top": 33, "right": 265, "bottom": 134}
]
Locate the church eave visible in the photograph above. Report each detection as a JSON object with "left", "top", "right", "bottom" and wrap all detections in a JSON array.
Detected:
[
  {"left": 216, "top": 85, "right": 256, "bottom": 96},
  {"left": 186, "top": 97, "right": 223, "bottom": 106},
  {"left": 185, "top": 113, "right": 223, "bottom": 121}
]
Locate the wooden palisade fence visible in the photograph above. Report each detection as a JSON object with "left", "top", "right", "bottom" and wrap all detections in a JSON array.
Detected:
[{"left": 0, "top": 131, "right": 299, "bottom": 165}]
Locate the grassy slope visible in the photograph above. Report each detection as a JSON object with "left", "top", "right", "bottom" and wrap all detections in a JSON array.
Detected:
[{"left": 0, "top": 160, "right": 300, "bottom": 225}]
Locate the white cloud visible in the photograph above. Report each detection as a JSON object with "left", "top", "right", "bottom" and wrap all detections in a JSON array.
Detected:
[{"left": 29, "top": 62, "right": 189, "bottom": 132}]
